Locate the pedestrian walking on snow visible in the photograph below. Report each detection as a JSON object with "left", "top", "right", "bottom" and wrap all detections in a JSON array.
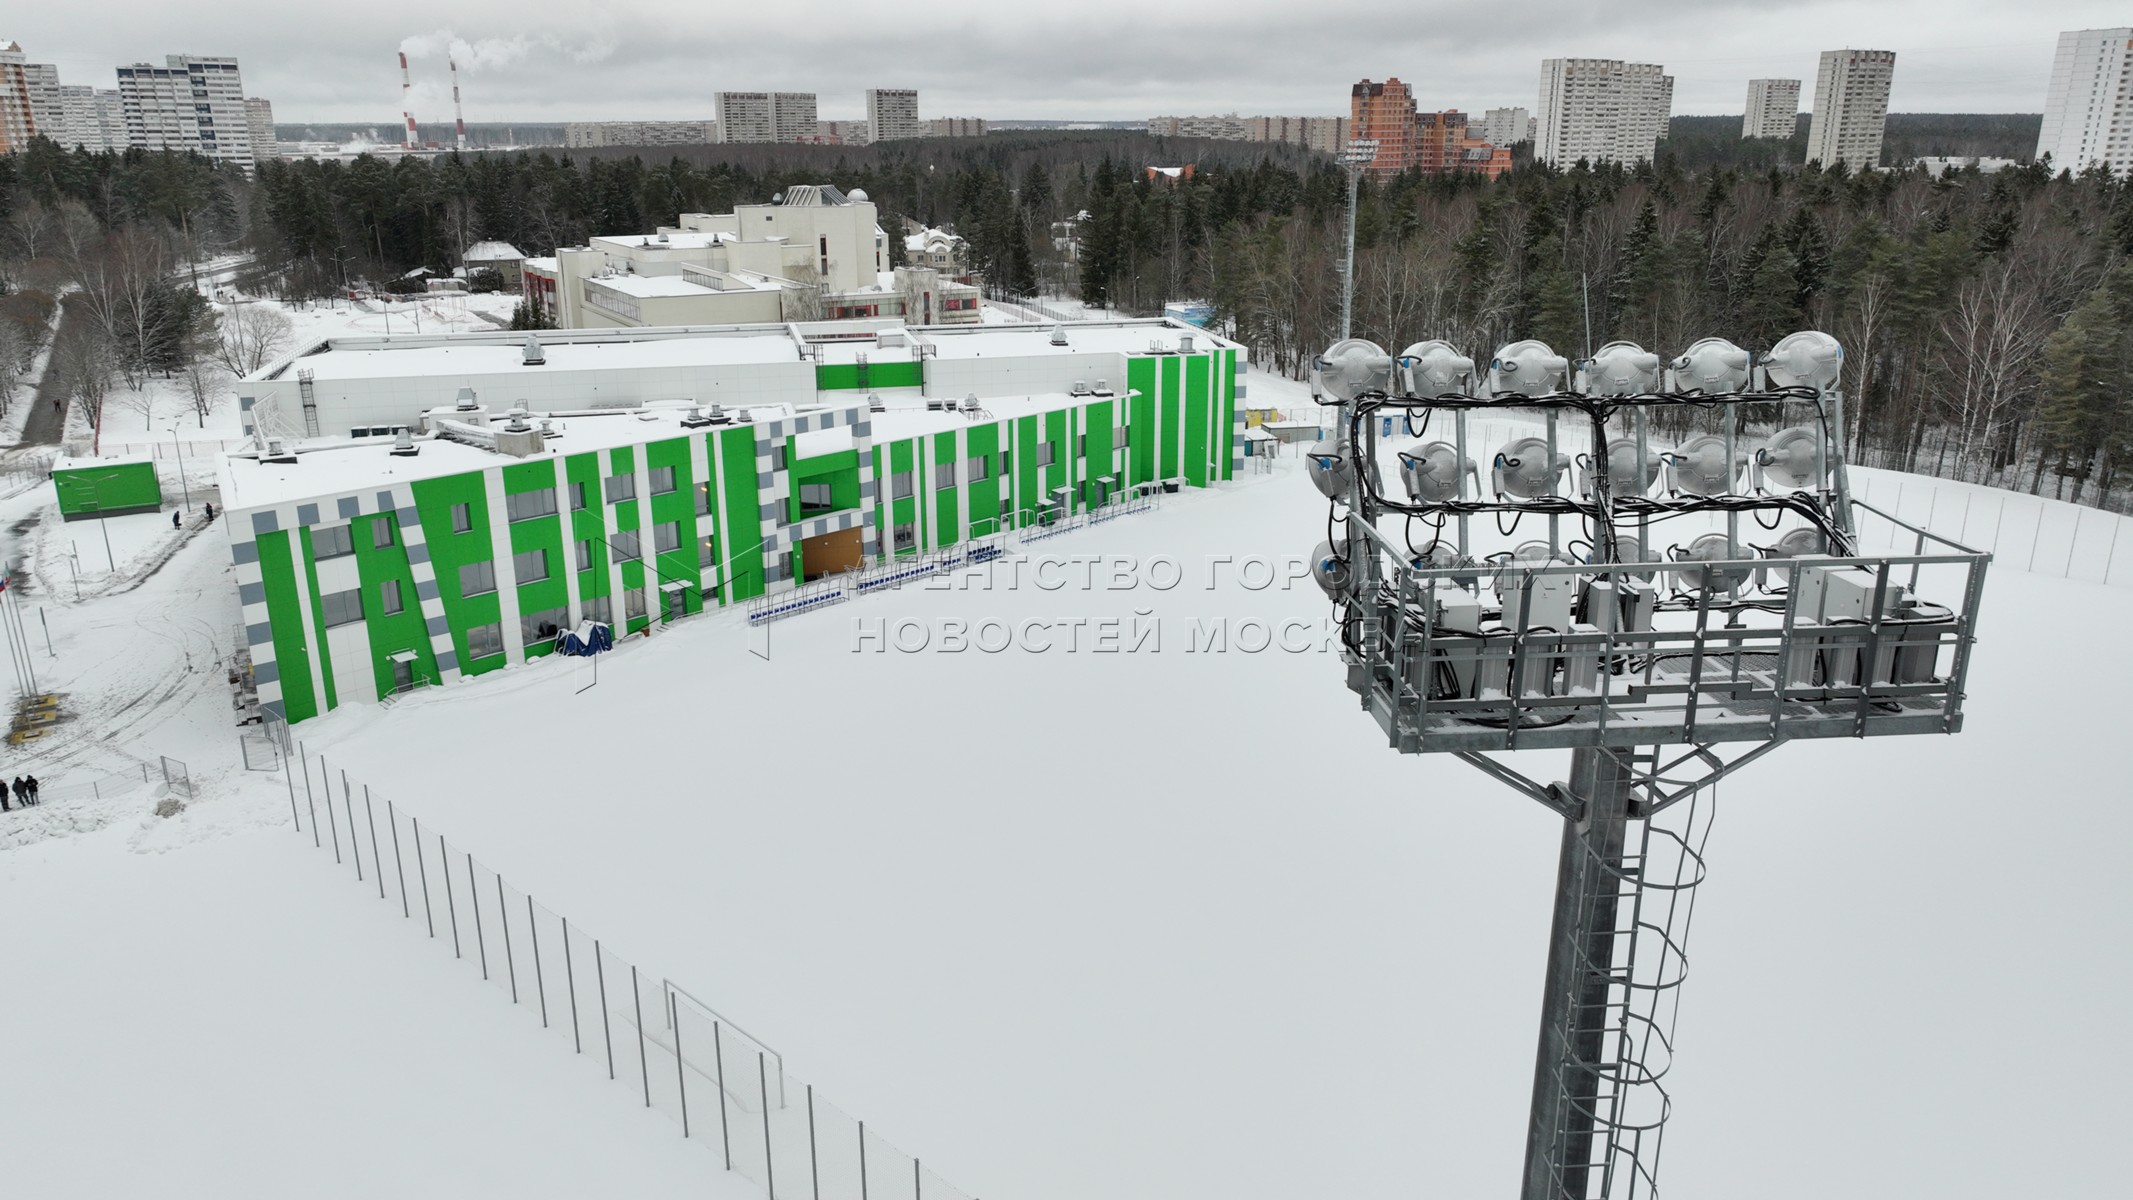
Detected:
[
  {"left": 205, "top": 502, "right": 215, "bottom": 521},
  {"left": 2, "top": 781, "right": 11, "bottom": 813},
  {"left": 9, "top": 777, "right": 21, "bottom": 808},
  {"left": 172, "top": 511, "right": 181, "bottom": 529},
  {"left": 26, "top": 775, "right": 39, "bottom": 804}
]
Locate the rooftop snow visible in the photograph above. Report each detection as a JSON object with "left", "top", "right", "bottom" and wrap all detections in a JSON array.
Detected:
[
  {"left": 54, "top": 453, "right": 154, "bottom": 471},
  {"left": 916, "top": 322, "right": 1231, "bottom": 359},
  {"left": 591, "top": 275, "right": 728, "bottom": 299},
  {"left": 272, "top": 330, "right": 808, "bottom": 382},
  {"left": 594, "top": 231, "right": 731, "bottom": 251}
]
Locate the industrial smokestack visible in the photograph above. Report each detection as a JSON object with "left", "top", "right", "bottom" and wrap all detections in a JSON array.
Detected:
[
  {"left": 450, "top": 58, "right": 468, "bottom": 152},
  {"left": 399, "top": 51, "right": 417, "bottom": 150}
]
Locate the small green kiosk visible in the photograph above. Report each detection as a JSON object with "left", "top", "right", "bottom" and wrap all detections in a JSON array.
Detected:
[{"left": 53, "top": 455, "right": 163, "bottom": 521}]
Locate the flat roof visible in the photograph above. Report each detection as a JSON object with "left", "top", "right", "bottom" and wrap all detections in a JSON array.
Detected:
[
  {"left": 915, "top": 323, "right": 1225, "bottom": 359},
  {"left": 592, "top": 231, "right": 730, "bottom": 251},
  {"left": 590, "top": 275, "right": 727, "bottom": 299},
  {"left": 54, "top": 453, "right": 154, "bottom": 472}
]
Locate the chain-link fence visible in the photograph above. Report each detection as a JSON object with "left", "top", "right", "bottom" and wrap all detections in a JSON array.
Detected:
[
  {"left": 1848, "top": 469, "right": 2130, "bottom": 588},
  {"left": 239, "top": 727, "right": 281, "bottom": 771},
  {"left": 158, "top": 756, "right": 192, "bottom": 799},
  {"left": 279, "top": 743, "right": 978, "bottom": 1200}
]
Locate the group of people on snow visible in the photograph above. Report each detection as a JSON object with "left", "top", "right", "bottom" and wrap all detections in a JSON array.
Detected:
[{"left": 2, "top": 775, "right": 40, "bottom": 811}]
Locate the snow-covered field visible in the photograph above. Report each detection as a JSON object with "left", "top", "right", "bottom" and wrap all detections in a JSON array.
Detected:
[{"left": 1, "top": 362, "right": 2126, "bottom": 1199}]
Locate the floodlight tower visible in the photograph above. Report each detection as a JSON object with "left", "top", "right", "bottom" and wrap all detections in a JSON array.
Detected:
[
  {"left": 1337, "top": 139, "right": 1380, "bottom": 340},
  {"left": 1307, "top": 328, "right": 1990, "bottom": 1198}
]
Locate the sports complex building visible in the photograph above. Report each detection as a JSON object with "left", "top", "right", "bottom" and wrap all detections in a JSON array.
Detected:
[{"left": 224, "top": 319, "right": 1246, "bottom": 724}]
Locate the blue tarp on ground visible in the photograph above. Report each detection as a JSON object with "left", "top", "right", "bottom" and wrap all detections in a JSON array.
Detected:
[{"left": 555, "top": 621, "right": 614, "bottom": 657}]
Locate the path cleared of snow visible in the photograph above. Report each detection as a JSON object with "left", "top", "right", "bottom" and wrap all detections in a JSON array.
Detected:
[{"left": 297, "top": 404, "right": 2132, "bottom": 1200}]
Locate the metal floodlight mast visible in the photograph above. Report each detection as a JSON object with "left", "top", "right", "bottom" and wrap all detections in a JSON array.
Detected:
[
  {"left": 1304, "top": 329, "right": 1991, "bottom": 1199},
  {"left": 1338, "top": 140, "right": 1379, "bottom": 340}
]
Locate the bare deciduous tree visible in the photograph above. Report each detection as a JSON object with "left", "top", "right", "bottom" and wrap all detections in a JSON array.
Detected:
[
  {"left": 182, "top": 360, "right": 225, "bottom": 427},
  {"left": 213, "top": 304, "right": 295, "bottom": 376}
]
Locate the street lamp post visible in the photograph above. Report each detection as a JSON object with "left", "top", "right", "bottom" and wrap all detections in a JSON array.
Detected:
[
  {"left": 167, "top": 427, "right": 192, "bottom": 513},
  {"left": 1338, "top": 139, "right": 1380, "bottom": 342}
]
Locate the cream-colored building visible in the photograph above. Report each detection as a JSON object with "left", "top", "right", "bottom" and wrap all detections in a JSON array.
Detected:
[
  {"left": 1536, "top": 58, "right": 1673, "bottom": 166},
  {"left": 2036, "top": 28, "right": 2133, "bottom": 173},
  {"left": 1805, "top": 49, "right": 1895, "bottom": 169},
  {"left": 1743, "top": 79, "right": 1801, "bottom": 140},
  {"left": 524, "top": 184, "right": 980, "bottom": 331}
]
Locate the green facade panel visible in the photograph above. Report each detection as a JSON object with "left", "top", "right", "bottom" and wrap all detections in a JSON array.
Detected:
[
  {"left": 54, "top": 461, "right": 162, "bottom": 520},
  {"left": 352, "top": 511, "right": 437, "bottom": 698},
  {"left": 255, "top": 530, "right": 319, "bottom": 723},
  {"left": 815, "top": 361, "right": 923, "bottom": 391}
]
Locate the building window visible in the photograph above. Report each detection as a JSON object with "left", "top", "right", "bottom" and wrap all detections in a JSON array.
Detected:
[
  {"left": 570, "top": 481, "right": 588, "bottom": 511},
  {"left": 937, "top": 462, "right": 959, "bottom": 490},
  {"left": 799, "top": 482, "right": 835, "bottom": 511},
  {"left": 889, "top": 470, "right": 913, "bottom": 499},
  {"left": 966, "top": 455, "right": 990, "bottom": 482},
  {"left": 1114, "top": 425, "right": 1129, "bottom": 449},
  {"left": 319, "top": 588, "right": 363, "bottom": 627},
  {"left": 1003, "top": 449, "right": 1012, "bottom": 475},
  {"left": 611, "top": 530, "right": 642, "bottom": 561},
  {"left": 699, "top": 536, "right": 718, "bottom": 568},
  {"left": 585, "top": 596, "right": 613, "bottom": 625},
  {"left": 522, "top": 605, "right": 567, "bottom": 645},
  {"left": 506, "top": 488, "right": 557, "bottom": 522},
  {"left": 459, "top": 560, "right": 497, "bottom": 596},
  {"left": 650, "top": 465, "right": 677, "bottom": 495},
  {"left": 451, "top": 503, "right": 473, "bottom": 533},
  {"left": 625, "top": 587, "right": 646, "bottom": 618},
  {"left": 513, "top": 548, "right": 550, "bottom": 582},
  {"left": 604, "top": 475, "right": 635, "bottom": 504},
  {"left": 893, "top": 522, "right": 916, "bottom": 552},
  {"left": 655, "top": 521, "right": 681, "bottom": 554},
  {"left": 1038, "top": 442, "right": 1057, "bottom": 468},
  {"left": 311, "top": 524, "right": 354, "bottom": 560},
  {"left": 575, "top": 539, "right": 596, "bottom": 572},
  {"left": 372, "top": 520, "right": 395, "bottom": 549},
  {"left": 697, "top": 483, "right": 713, "bottom": 516},
  {"left": 1077, "top": 434, "right": 1087, "bottom": 458},
  {"left": 466, "top": 622, "right": 504, "bottom": 659},
  {"left": 380, "top": 579, "right": 404, "bottom": 615}
]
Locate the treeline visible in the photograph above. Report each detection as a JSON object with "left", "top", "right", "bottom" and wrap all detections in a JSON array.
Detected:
[{"left": 1660, "top": 113, "right": 2043, "bottom": 171}]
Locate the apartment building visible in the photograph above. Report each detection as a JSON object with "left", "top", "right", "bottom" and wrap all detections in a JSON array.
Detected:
[
  {"left": 1476, "top": 106, "right": 1531, "bottom": 147},
  {"left": 865, "top": 89, "right": 920, "bottom": 142},
  {"left": 1146, "top": 113, "right": 1248, "bottom": 139},
  {"left": 1743, "top": 79, "right": 1801, "bottom": 140},
  {"left": 563, "top": 120, "right": 719, "bottom": 148},
  {"left": 23, "top": 62, "right": 60, "bottom": 142},
  {"left": 0, "top": 42, "right": 31, "bottom": 154},
  {"left": 2037, "top": 28, "right": 2133, "bottom": 174},
  {"left": 815, "top": 119, "right": 868, "bottom": 144},
  {"left": 245, "top": 96, "right": 276, "bottom": 161},
  {"left": 55, "top": 85, "right": 105, "bottom": 151},
  {"left": 1245, "top": 115, "right": 1350, "bottom": 155},
  {"left": 1350, "top": 79, "right": 1419, "bottom": 177},
  {"left": 117, "top": 55, "right": 256, "bottom": 170},
  {"left": 1805, "top": 49, "right": 1895, "bottom": 169},
  {"left": 93, "top": 89, "right": 125, "bottom": 150},
  {"left": 1535, "top": 58, "right": 1674, "bottom": 166},
  {"left": 927, "top": 117, "right": 987, "bottom": 138},
  {"left": 224, "top": 319, "right": 1243, "bottom": 723},
  {"left": 715, "top": 92, "right": 818, "bottom": 143}
]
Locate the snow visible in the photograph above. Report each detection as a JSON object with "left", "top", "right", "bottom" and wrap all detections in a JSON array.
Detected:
[
  {"left": 276, "top": 328, "right": 805, "bottom": 383},
  {"left": 2, "top": 362, "right": 2126, "bottom": 1200}
]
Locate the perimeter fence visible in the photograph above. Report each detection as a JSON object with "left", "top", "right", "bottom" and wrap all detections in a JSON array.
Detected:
[{"left": 265, "top": 722, "right": 977, "bottom": 1200}]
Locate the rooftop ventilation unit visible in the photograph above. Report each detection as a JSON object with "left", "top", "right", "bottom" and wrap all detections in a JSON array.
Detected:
[
  {"left": 1070, "top": 380, "right": 1091, "bottom": 396},
  {"left": 1179, "top": 333, "right": 1195, "bottom": 354},
  {"left": 708, "top": 403, "right": 729, "bottom": 424},
  {"left": 502, "top": 407, "right": 533, "bottom": 433},
  {"left": 522, "top": 336, "right": 546, "bottom": 367},
  {"left": 263, "top": 438, "right": 296, "bottom": 464},
  {"left": 389, "top": 428, "right": 419, "bottom": 457},
  {"left": 867, "top": 394, "right": 885, "bottom": 413},
  {"left": 657, "top": 232, "right": 669, "bottom": 243},
  {"left": 1091, "top": 379, "right": 1114, "bottom": 397},
  {"left": 963, "top": 392, "right": 981, "bottom": 412},
  {"left": 1050, "top": 324, "right": 1068, "bottom": 346},
  {"left": 455, "top": 386, "right": 479, "bottom": 411},
  {"left": 878, "top": 328, "right": 905, "bottom": 348},
  {"left": 539, "top": 419, "right": 559, "bottom": 438},
  {"left": 680, "top": 404, "right": 713, "bottom": 429}
]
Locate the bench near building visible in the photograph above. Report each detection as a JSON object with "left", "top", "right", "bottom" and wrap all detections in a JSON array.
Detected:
[{"left": 226, "top": 319, "right": 1246, "bottom": 724}]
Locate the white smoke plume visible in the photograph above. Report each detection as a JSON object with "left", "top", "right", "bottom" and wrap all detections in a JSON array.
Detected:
[{"left": 398, "top": 30, "right": 616, "bottom": 71}]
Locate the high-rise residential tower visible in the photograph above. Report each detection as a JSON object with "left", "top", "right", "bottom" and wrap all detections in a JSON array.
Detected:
[
  {"left": 1477, "top": 106, "right": 1532, "bottom": 147},
  {"left": 245, "top": 97, "right": 276, "bottom": 162},
  {"left": 116, "top": 55, "right": 255, "bottom": 170},
  {"left": 1535, "top": 58, "right": 1674, "bottom": 166},
  {"left": 864, "top": 88, "right": 920, "bottom": 143},
  {"left": 1743, "top": 78, "right": 1801, "bottom": 139},
  {"left": 2036, "top": 28, "right": 2133, "bottom": 173},
  {"left": 1804, "top": 49, "right": 1895, "bottom": 169},
  {"left": 0, "top": 41, "right": 36, "bottom": 153}
]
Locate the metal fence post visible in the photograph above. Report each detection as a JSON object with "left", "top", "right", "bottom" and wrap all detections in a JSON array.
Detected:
[
  {"left": 299, "top": 743, "right": 319, "bottom": 846},
  {"left": 596, "top": 939, "right": 615, "bottom": 1080},
  {"left": 388, "top": 800, "right": 409, "bottom": 918},
  {"left": 321, "top": 757, "right": 341, "bottom": 863},
  {"left": 859, "top": 1119, "right": 870, "bottom": 1200},
  {"left": 467, "top": 853, "right": 486, "bottom": 977},
  {"left": 528, "top": 895, "right": 549, "bottom": 1028},
  {"left": 714, "top": 1019, "right": 732, "bottom": 1167},
  {"left": 915, "top": 1157, "right": 922, "bottom": 1200},
  {"left": 808, "top": 1083, "right": 820, "bottom": 1200},
  {"left": 282, "top": 739, "right": 299, "bottom": 830},
  {"left": 2105, "top": 515, "right": 2123, "bottom": 585},
  {"left": 413, "top": 816, "right": 433, "bottom": 936},
  {"left": 670, "top": 986, "right": 690, "bottom": 1138},
  {"left": 631, "top": 968, "right": 650, "bottom": 1107},
  {"left": 760, "top": 1051, "right": 775, "bottom": 1197},
  {"left": 563, "top": 916, "right": 582, "bottom": 1054},
  {"left": 341, "top": 770, "right": 361, "bottom": 881},
  {"left": 441, "top": 835, "right": 460, "bottom": 957},
  {"left": 363, "top": 786, "right": 384, "bottom": 899},
  {"left": 2029, "top": 503, "right": 2047, "bottom": 571},
  {"left": 2066, "top": 508, "right": 2084, "bottom": 578},
  {"left": 496, "top": 871, "right": 517, "bottom": 1003}
]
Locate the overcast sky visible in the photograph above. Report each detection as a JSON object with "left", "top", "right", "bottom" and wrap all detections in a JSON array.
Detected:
[{"left": 8, "top": 1, "right": 2124, "bottom": 126}]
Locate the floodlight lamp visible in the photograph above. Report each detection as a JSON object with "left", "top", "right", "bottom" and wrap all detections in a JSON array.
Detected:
[
  {"left": 1581, "top": 340, "right": 1662, "bottom": 396},
  {"left": 1757, "top": 526, "right": 1824, "bottom": 590},
  {"left": 1314, "top": 338, "right": 1393, "bottom": 404},
  {"left": 1765, "top": 330, "right": 1844, "bottom": 390},
  {"left": 1399, "top": 341, "right": 1477, "bottom": 396},
  {"left": 1398, "top": 441, "right": 1472, "bottom": 503},
  {"left": 1756, "top": 426, "right": 1823, "bottom": 490},
  {"left": 1489, "top": 340, "right": 1569, "bottom": 396},
  {"left": 1311, "top": 539, "right": 1353, "bottom": 600},
  {"left": 1307, "top": 441, "right": 1355, "bottom": 500},
  {"left": 1493, "top": 437, "right": 1569, "bottom": 499},
  {"left": 1668, "top": 533, "right": 1753, "bottom": 593},
  {"left": 1669, "top": 337, "right": 1751, "bottom": 394},
  {"left": 1580, "top": 437, "right": 1663, "bottom": 497},
  {"left": 1664, "top": 434, "right": 1745, "bottom": 496},
  {"left": 1602, "top": 532, "right": 1662, "bottom": 583}
]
